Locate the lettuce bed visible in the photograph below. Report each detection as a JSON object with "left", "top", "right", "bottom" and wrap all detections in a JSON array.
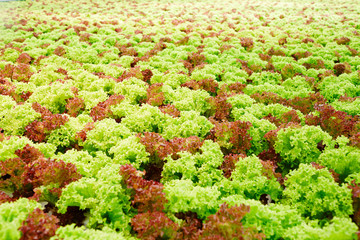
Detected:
[{"left": 1, "top": 0, "right": 360, "bottom": 239}]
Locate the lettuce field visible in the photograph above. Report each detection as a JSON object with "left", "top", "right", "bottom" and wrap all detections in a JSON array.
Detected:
[{"left": 1, "top": 0, "right": 360, "bottom": 239}]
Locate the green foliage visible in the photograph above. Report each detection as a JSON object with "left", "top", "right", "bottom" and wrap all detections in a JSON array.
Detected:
[
  {"left": 109, "top": 136, "right": 150, "bottom": 169},
  {"left": 345, "top": 173, "right": 360, "bottom": 184},
  {"left": 68, "top": 70, "right": 102, "bottom": 92},
  {"left": 227, "top": 93, "right": 255, "bottom": 109},
  {"left": 51, "top": 225, "right": 132, "bottom": 240},
  {"left": 83, "top": 64, "right": 125, "bottom": 78},
  {"left": 82, "top": 118, "right": 131, "bottom": 153},
  {"left": 249, "top": 71, "right": 282, "bottom": 85},
  {"left": 0, "top": 136, "right": 56, "bottom": 161},
  {"left": 331, "top": 98, "right": 360, "bottom": 116},
  {"left": 281, "top": 76, "right": 313, "bottom": 95},
  {"left": 163, "top": 179, "right": 221, "bottom": 219},
  {"left": 66, "top": 46, "right": 99, "bottom": 64},
  {"left": 39, "top": 55, "right": 81, "bottom": 71},
  {"left": 162, "top": 85, "right": 211, "bottom": 114},
  {"left": 244, "top": 82, "right": 313, "bottom": 99},
  {"left": 1, "top": 103, "right": 41, "bottom": 136},
  {"left": 221, "top": 67, "right": 247, "bottom": 84},
  {"left": 13, "top": 81, "right": 36, "bottom": 95},
  {"left": 95, "top": 163, "right": 124, "bottom": 184},
  {"left": 78, "top": 90, "right": 109, "bottom": 111},
  {"left": 0, "top": 96, "right": 40, "bottom": 136},
  {"left": 190, "top": 64, "right": 221, "bottom": 80},
  {"left": 223, "top": 196, "right": 303, "bottom": 239},
  {"left": 283, "top": 217, "right": 358, "bottom": 240},
  {"left": 318, "top": 144, "right": 360, "bottom": 182},
  {"left": 3, "top": 48, "right": 20, "bottom": 62},
  {"left": 121, "top": 104, "right": 169, "bottom": 133},
  {"left": 32, "top": 142, "right": 57, "bottom": 159},
  {"left": 56, "top": 150, "right": 110, "bottom": 178},
  {"left": 147, "top": 58, "right": 186, "bottom": 74},
  {"left": 318, "top": 75, "right": 358, "bottom": 102},
  {"left": 274, "top": 125, "right": 334, "bottom": 171},
  {"left": 0, "top": 198, "right": 41, "bottom": 240},
  {"left": 56, "top": 177, "right": 132, "bottom": 231},
  {"left": 150, "top": 72, "right": 189, "bottom": 88},
  {"left": 162, "top": 140, "right": 224, "bottom": 186},
  {"left": 234, "top": 113, "right": 277, "bottom": 155},
  {"left": 109, "top": 100, "right": 139, "bottom": 119},
  {"left": 0, "top": 95, "right": 16, "bottom": 112},
  {"left": 117, "top": 56, "right": 135, "bottom": 68},
  {"left": 27, "top": 81, "right": 75, "bottom": 113},
  {"left": 233, "top": 103, "right": 304, "bottom": 124},
  {"left": 282, "top": 164, "right": 353, "bottom": 219},
  {"left": 218, "top": 155, "right": 282, "bottom": 201},
  {"left": 114, "top": 77, "right": 148, "bottom": 104},
  {"left": 47, "top": 114, "right": 92, "bottom": 150},
  {"left": 29, "top": 65, "right": 64, "bottom": 86},
  {"left": 162, "top": 111, "right": 213, "bottom": 139}
]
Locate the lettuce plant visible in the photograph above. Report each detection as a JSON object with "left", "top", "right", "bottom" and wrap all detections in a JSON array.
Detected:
[{"left": 282, "top": 164, "right": 353, "bottom": 219}]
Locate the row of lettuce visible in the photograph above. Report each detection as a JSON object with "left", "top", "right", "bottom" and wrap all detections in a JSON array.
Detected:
[
  {"left": 1, "top": 125, "right": 359, "bottom": 239},
  {"left": 1, "top": 0, "right": 360, "bottom": 239},
  {"left": 1, "top": 76, "right": 360, "bottom": 239}
]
